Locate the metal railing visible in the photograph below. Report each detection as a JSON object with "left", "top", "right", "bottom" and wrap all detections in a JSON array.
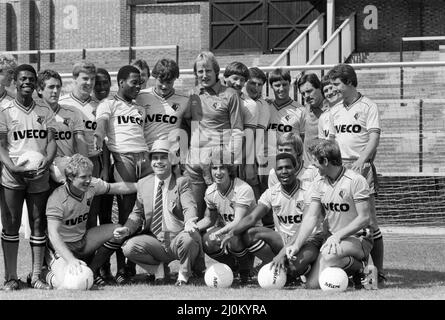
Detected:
[
  {"left": 1, "top": 45, "right": 179, "bottom": 71},
  {"left": 306, "top": 12, "right": 356, "bottom": 75},
  {"left": 399, "top": 36, "right": 445, "bottom": 99},
  {"left": 270, "top": 13, "right": 325, "bottom": 67}
]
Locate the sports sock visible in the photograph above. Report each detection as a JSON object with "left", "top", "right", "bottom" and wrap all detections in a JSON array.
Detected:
[
  {"left": 30, "top": 235, "right": 47, "bottom": 282},
  {"left": 370, "top": 229, "right": 384, "bottom": 274},
  {"left": 247, "top": 240, "right": 274, "bottom": 264},
  {"left": 342, "top": 256, "right": 364, "bottom": 276},
  {"left": 89, "top": 241, "right": 121, "bottom": 274},
  {"left": 208, "top": 249, "right": 237, "bottom": 271},
  {"left": 1, "top": 231, "right": 19, "bottom": 281}
]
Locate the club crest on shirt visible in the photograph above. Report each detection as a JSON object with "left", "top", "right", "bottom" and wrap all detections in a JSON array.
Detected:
[
  {"left": 296, "top": 200, "right": 304, "bottom": 210},
  {"left": 91, "top": 110, "right": 96, "bottom": 117},
  {"left": 36, "top": 116, "right": 44, "bottom": 125},
  {"left": 354, "top": 113, "right": 360, "bottom": 120},
  {"left": 339, "top": 190, "right": 345, "bottom": 198},
  {"left": 285, "top": 114, "right": 291, "bottom": 121},
  {"left": 63, "top": 118, "right": 71, "bottom": 126},
  {"left": 171, "top": 103, "right": 179, "bottom": 111},
  {"left": 212, "top": 102, "right": 222, "bottom": 110},
  {"left": 272, "top": 205, "right": 281, "bottom": 215}
]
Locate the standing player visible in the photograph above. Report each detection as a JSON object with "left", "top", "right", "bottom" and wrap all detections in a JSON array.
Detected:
[
  {"left": 136, "top": 58, "right": 190, "bottom": 157},
  {"left": 0, "top": 54, "right": 16, "bottom": 109},
  {"left": 45, "top": 154, "right": 138, "bottom": 288},
  {"left": 223, "top": 61, "right": 262, "bottom": 199},
  {"left": 185, "top": 51, "right": 244, "bottom": 221},
  {"left": 132, "top": 59, "right": 150, "bottom": 91},
  {"left": 0, "top": 64, "right": 57, "bottom": 290},
  {"left": 297, "top": 73, "right": 330, "bottom": 165},
  {"left": 285, "top": 139, "right": 373, "bottom": 289},
  {"left": 244, "top": 67, "right": 270, "bottom": 190},
  {"left": 59, "top": 62, "right": 110, "bottom": 230},
  {"left": 327, "top": 63, "right": 385, "bottom": 285},
  {"left": 196, "top": 159, "right": 259, "bottom": 284},
  {"left": 318, "top": 75, "right": 342, "bottom": 140},
  {"left": 94, "top": 65, "right": 151, "bottom": 284},
  {"left": 220, "top": 153, "right": 323, "bottom": 284},
  {"left": 92, "top": 67, "right": 115, "bottom": 282},
  {"left": 36, "top": 69, "right": 88, "bottom": 186},
  {"left": 94, "top": 68, "right": 112, "bottom": 101}
]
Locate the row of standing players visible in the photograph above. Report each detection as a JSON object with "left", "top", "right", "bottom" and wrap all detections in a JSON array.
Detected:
[{"left": 0, "top": 51, "right": 384, "bottom": 290}]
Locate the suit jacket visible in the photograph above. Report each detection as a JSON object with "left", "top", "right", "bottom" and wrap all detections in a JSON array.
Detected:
[{"left": 125, "top": 172, "right": 198, "bottom": 244}]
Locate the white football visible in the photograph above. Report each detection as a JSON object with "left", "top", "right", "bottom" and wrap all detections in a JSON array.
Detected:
[
  {"left": 62, "top": 264, "right": 94, "bottom": 290},
  {"left": 16, "top": 151, "right": 45, "bottom": 171},
  {"left": 319, "top": 267, "right": 349, "bottom": 292},
  {"left": 257, "top": 262, "right": 287, "bottom": 289},
  {"left": 204, "top": 263, "right": 234, "bottom": 288},
  {"left": 50, "top": 156, "right": 71, "bottom": 183}
]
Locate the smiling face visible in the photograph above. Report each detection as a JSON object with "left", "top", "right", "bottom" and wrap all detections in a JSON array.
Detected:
[
  {"left": 323, "top": 83, "right": 342, "bottom": 106},
  {"left": 211, "top": 164, "right": 231, "bottom": 186},
  {"left": 15, "top": 70, "right": 36, "bottom": 99},
  {"left": 312, "top": 154, "right": 329, "bottom": 177},
  {"left": 70, "top": 167, "right": 93, "bottom": 194},
  {"left": 120, "top": 72, "right": 141, "bottom": 101},
  {"left": 271, "top": 80, "right": 290, "bottom": 101},
  {"left": 151, "top": 152, "right": 172, "bottom": 179},
  {"left": 94, "top": 73, "right": 111, "bottom": 101},
  {"left": 39, "top": 77, "right": 61, "bottom": 107},
  {"left": 276, "top": 158, "right": 297, "bottom": 186},
  {"left": 74, "top": 72, "right": 95, "bottom": 98},
  {"left": 225, "top": 74, "right": 246, "bottom": 93}
]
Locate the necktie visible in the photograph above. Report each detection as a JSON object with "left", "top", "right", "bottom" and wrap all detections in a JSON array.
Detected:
[{"left": 152, "top": 180, "right": 164, "bottom": 236}]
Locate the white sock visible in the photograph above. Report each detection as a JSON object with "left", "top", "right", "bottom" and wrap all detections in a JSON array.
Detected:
[
  {"left": 154, "top": 262, "right": 165, "bottom": 280},
  {"left": 177, "top": 271, "right": 188, "bottom": 283}
]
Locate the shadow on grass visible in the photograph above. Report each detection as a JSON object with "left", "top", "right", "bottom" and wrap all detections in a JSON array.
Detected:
[{"left": 384, "top": 268, "right": 445, "bottom": 289}]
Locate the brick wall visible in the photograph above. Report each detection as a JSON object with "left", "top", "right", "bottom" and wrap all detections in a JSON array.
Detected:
[
  {"left": 335, "top": 0, "right": 445, "bottom": 52},
  {"left": 0, "top": 3, "right": 7, "bottom": 51}
]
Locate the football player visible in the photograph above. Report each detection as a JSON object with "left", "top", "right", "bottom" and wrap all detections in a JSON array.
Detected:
[
  {"left": 0, "top": 64, "right": 57, "bottom": 290},
  {"left": 327, "top": 64, "right": 385, "bottom": 285}
]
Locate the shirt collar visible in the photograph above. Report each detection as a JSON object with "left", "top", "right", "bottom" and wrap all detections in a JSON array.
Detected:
[
  {"left": 198, "top": 80, "right": 222, "bottom": 95},
  {"left": 155, "top": 174, "right": 172, "bottom": 190}
]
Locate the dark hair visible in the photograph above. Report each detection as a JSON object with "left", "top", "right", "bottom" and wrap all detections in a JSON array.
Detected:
[
  {"left": 320, "top": 75, "right": 331, "bottom": 98},
  {"left": 117, "top": 65, "right": 140, "bottom": 83},
  {"left": 276, "top": 152, "right": 297, "bottom": 168},
  {"left": 311, "top": 139, "right": 342, "bottom": 166},
  {"left": 152, "top": 58, "right": 180, "bottom": 82},
  {"left": 297, "top": 73, "right": 321, "bottom": 91},
  {"left": 14, "top": 64, "right": 37, "bottom": 81},
  {"left": 327, "top": 63, "right": 357, "bottom": 87},
  {"left": 268, "top": 68, "right": 291, "bottom": 85},
  {"left": 37, "top": 69, "right": 62, "bottom": 97},
  {"left": 223, "top": 61, "right": 249, "bottom": 80},
  {"left": 248, "top": 67, "right": 266, "bottom": 84},
  {"left": 132, "top": 59, "right": 150, "bottom": 78},
  {"left": 96, "top": 68, "right": 111, "bottom": 83}
]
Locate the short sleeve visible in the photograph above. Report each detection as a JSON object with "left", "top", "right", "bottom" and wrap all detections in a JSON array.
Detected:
[
  {"left": 204, "top": 187, "right": 217, "bottom": 210},
  {"left": 95, "top": 101, "right": 112, "bottom": 121},
  {"left": 351, "top": 175, "right": 370, "bottom": 202},
  {"left": 46, "top": 191, "right": 64, "bottom": 221},
  {"left": 234, "top": 182, "right": 255, "bottom": 208},
  {"left": 366, "top": 102, "right": 381, "bottom": 134},
  {"left": 258, "top": 188, "right": 272, "bottom": 209}
]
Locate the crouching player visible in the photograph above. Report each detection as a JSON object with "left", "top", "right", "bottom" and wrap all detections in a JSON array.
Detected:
[
  {"left": 195, "top": 157, "right": 260, "bottom": 285},
  {"left": 220, "top": 152, "right": 322, "bottom": 285},
  {"left": 44, "top": 154, "right": 137, "bottom": 288},
  {"left": 284, "top": 139, "right": 373, "bottom": 289}
]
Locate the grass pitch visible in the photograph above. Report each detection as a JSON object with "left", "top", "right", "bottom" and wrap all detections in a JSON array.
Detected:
[{"left": 1, "top": 228, "right": 444, "bottom": 300}]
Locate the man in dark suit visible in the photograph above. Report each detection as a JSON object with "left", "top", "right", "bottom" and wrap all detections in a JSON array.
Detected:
[{"left": 113, "top": 139, "right": 202, "bottom": 286}]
